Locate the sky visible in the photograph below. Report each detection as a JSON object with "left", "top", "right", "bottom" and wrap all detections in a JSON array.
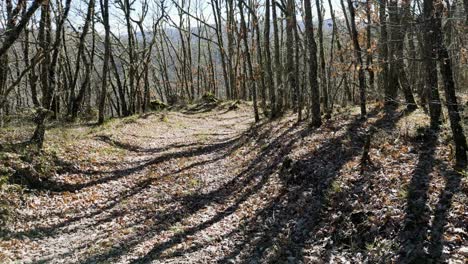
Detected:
[
  {"left": 67, "top": 0, "right": 344, "bottom": 34},
  {"left": 0, "top": 0, "right": 345, "bottom": 35}
]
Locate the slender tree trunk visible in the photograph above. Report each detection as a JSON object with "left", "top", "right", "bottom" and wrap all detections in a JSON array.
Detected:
[
  {"left": 304, "top": 0, "right": 321, "bottom": 126},
  {"left": 242, "top": 0, "right": 266, "bottom": 113},
  {"left": 347, "top": 0, "right": 367, "bottom": 117},
  {"left": 253, "top": 8, "right": 267, "bottom": 114},
  {"left": 238, "top": 0, "right": 259, "bottom": 122},
  {"left": 211, "top": 0, "right": 230, "bottom": 99},
  {"left": 265, "top": 0, "right": 276, "bottom": 118},
  {"left": 31, "top": 0, "right": 72, "bottom": 147},
  {"left": 433, "top": 2, "right": 467, "bottom": 168},
  {"left": 69, "top": 0, "right": 95, "bottom": 120},
  {"left": 423, "top": 0, "right": 441, "bottom": 127},
  {"left": 378, "top": 0, "right": 389, "bottom": 104},
  {"left": 285, "top": 0, "right": 298, "bottom": 113},
  {"left": 315, "top": 0, "right": 329, "bottom": 117},
  {"left": 365, "top": 0, "right": 375, "bottom": 93},
  {"left": 98, "top": 0, "right": 111, "bottom": 124},
  {"left": 22, "top": 4, "right": 39, "bottom": 108},
  {"left": 226, "top": 0, "right": 236, "bottom": 99},
  {"left": 293, "top": 8, "right": 301, "bottom": 121},
  {"left": 272, "top": 0, "right": 283, "bottom": 114},
  {"left": 438, "top": 46, "right": 467, "bottom": 168},
  {"left": 47, "top": 0, "right": 72, "bottom": 116},
  {"left": 327, "top": 0, "right": 351, "bottom": 104},
  {"left": 397, "top": 0, "right": 417, "bottom": 110}
]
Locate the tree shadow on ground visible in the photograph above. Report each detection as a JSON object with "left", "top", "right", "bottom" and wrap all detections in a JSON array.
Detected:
[
  {"left": 11, "top": 106, "right": 459, "bottom": 264},
  {"left": 3, "top": 121, "right": 268, "bottom": 241},
  {"left": 212, "top": 107, "right": 406, "bottom": 264},
  {"left": 79, "top": 120, "right": 307, "bottom": 264},
  {"left": 182, "top": 102, "right": 220, "bottom": 115},
  {"left": 79, "top": 107, "right": 409, "bottom": 264},
  {"left": 397, "top": 125, "right": 464, "bottom": 263},
  {"left": 397, "top": 127, "right": 439, "bottom": 263},
  {"left": 95, "top": 134, "right": 203, "bottom": 153},
  {"left": 21, "top": 134, "right": 246, "bottom": 193},
  {"left": 427, "top": 164, "right": 464, "bottom": 261}
]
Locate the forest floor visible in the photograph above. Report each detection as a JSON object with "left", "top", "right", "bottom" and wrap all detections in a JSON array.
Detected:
[{"left": 0, "top": 101, "right": 467, "bottom": 263}]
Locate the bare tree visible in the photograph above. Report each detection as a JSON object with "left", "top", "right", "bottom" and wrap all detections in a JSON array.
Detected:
[
  {"left": 346, "top": 0, "right": 367, "bottom": 117},
  {"left": 304, "top": 0, "right": 321, "bottom": 126},
  {"left": 238, "top": 0, "right": 259, "bottom": 122},
  {"left": 98, "top": 0, "right": 111, "bottom": 124}
]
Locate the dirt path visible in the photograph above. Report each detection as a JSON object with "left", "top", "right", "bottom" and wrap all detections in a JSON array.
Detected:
[
  {"left": 1, "top": 104, "right": 466, "bottom": 263},
  {"left": 2, "top": 105, "right": 261, "bottom": 263}
]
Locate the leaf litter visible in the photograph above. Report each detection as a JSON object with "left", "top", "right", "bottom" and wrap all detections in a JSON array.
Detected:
[{"left": 0, "top": 103, "right": 466, "bottom": 263}]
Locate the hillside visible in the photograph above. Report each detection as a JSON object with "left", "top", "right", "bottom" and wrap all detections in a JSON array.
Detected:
[{"left": 0, "top": 102, "right": 466, "bottom": 263}]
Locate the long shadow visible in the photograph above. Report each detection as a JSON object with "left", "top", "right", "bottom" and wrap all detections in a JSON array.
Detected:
[
  {"left": 4, "top": 124, "right": 260, "bottom": 240},
  {"left": 5, "top": 121, "right": 271, "bottom": 242},
  {"left": 314, "top": 107, "right": 410, "bottom": 261},
  {"left": 28, "top": 135, "right": 245, "bottom": 192},
  {"left": 76, "top": 107, "right": 458, "bottom": 264},
  {"left": 397, "top": 125, "right": 464, "bottom": 263},
  {"left": 397, "top": 126, "right": 440, "bottom": 263},
  {"left": 23, "top": 109, "right": 354, "bottom": 263},
  {"left": 78, "top": 121, "right": 306, "bottom": 264},
  {"left": 214, "top": 107, "right": 407, "bottom": 263},
  {"left": 3, "top": 156, "right": 209, "bottom": 240},
  {"left": 13, "top": 106, "right": 416, "bottom": 263},
  {"left": 182, "top": 102, "right": 219, "bottom": 115},
  {"left": 95, "top": 134, "right": 204, "bottom": 153},
  {"left": 122, "top": 108, "right": 407, "bottom": 264},
  {"left": 427, "top": 163, "right": 464, "bottom": 261},
  {"left": 180, "top": 104, "right": 250, "bottom": 119}
]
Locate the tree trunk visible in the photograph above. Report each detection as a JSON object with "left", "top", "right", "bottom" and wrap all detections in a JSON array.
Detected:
[
  {"left": 285, "top": 0, "right": 298, "bottom": 114},
  {"left": 69, "top": 0, "right": 95, "bottom": 120},
  {"left": 433, "top": 1, "right": 467, "bottom": 168},
  {"left": 378, "top": 0, "right": 389, "bottom": 104},
  {"left": 315, "top": 0, "right": 329, "bottom": 117},
  {"left": 347, "top": 0, "right": 367, "bottom": 117},
  {"left": 0, "top": 0, "right": 42, "bottom": 58},
  {"left": 238, "top": 0, "right": 259, "bottom": 122},
  {"left": 265, "top": 0, "right": 276, "bottom": 118},
  {"left": 272, "top": 0, "right": 283, "bottom": 114},
  {"left": 98, "top": 0, "right": 111, "bottom": 124},
  {"left": 304, "top": 0, "right": 321, "bottom": 127},
  {"left": 423, "top": 0, "right": 442, "bottom": 127},
  {"left": 365, "top": 0, "right": 375, "bottom": 94},
  {"left": 211, "top": 0, "right": 230, "bottom": 99}
]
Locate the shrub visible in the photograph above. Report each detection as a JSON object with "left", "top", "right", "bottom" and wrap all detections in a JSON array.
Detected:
[
  {"left": 81, "top": 107, "right": 98, "bottom": 121},
  {"left": 201, "top": 92, "right": 219, "bottom": 103},
  {"left": 149, "top": 100, "right": 168, "bottom": 111},
  {"left": 167, "top": 94, "right": 187, "bottom": 106}
]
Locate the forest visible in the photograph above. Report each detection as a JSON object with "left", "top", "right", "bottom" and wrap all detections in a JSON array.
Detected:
[{"left": 0, "top": 0, "right": 467, "bottom": 263}]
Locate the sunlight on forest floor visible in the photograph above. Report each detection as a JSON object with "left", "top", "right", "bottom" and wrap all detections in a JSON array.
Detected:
[{"left": 0, "top": 102, "right": 467, "bottom": 263}]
